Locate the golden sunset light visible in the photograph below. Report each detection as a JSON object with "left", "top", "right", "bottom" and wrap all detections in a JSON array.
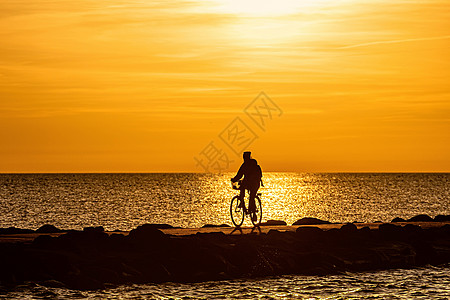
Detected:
[
  {"left": 1, "top": 2, "right": 450, "bottom": 296},
  {"left": 0, "top": 0, "right": 449, "bottom": 172},
  {"left": 206, "top": 0, "right": 330, "bottom": 16}
]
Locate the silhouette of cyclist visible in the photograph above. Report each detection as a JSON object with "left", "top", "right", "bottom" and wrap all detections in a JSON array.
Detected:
[{"left": 231, "top": 151, "right": 263, "bottom": 221}]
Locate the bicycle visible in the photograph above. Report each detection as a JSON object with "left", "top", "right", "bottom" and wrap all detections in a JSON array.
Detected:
[{"left": 230, "top": 180, "right": 262, "bottom": 227}]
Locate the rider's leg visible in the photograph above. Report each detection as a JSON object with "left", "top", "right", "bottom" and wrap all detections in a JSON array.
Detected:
[
  {"left": 248, "top": 188, "right": 257, "bottom": 213},
  {"left": 238, "top": 185, "right": 246, "bottom": 208},
  {"left": 249, "top": 189, "right": 258, "bottom": 222},
  {"left": 248, "top": 182, "right": 260, "bottom": 213},
  {"left": 239, "top": 186, "right": 245, "bottom": 200}
]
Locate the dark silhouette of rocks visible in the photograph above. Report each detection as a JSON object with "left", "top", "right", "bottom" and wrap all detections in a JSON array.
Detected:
[
  {"left": 296, "top": 226, "right": 325, "bottom": 242},
  {"left": 435, "top": 215, "right": 450, "bottom": 222},
  {"left": 133, "top": 223, "right": 174, "bottom": 230},
  {"left": 260, "top": 220, "right": 287, "bottom": 226},
  {"left": 391, "top": 217, "right": 406, "bottom": 222},
  {"left": 201, "top": 224, "right": 231, "bottom": 228},
  {"left": 292, "top": 217, "right": 331, "bottom": 225},
  {"left": 407, "top": 214, "right": 433, "bottom": 222},
  {"left": 83, "top": 226, "right": 104, "bottom": 233},
  {"left": 379, "top": 223, "right": 403, "bottom": 239},
  {"left": 36, "top": 224, "right": 62, "bottom": 233},
  {"left": 393, "top": 215, "right": 450, "bottom": 223},
  {"left": 0, "top": 227, "right": 34, "bottom": 234},
  {"left": 128, "top": 224, "right": 166, "bottom": 245},
  {"left": 340, "top": 223, "right": 358, "bottom": 233},
  {"left": 0, "top": 220, "right": 449, "bottom": 290}
]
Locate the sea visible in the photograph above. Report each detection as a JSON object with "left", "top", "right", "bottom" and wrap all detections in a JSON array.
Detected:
[{"left": 1, "top": 173, "right": 449, "bottom": 299}]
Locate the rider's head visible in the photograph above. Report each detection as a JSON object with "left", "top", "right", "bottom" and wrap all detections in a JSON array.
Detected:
[{"left": 243, "top": 151, "right": 251, "bottom": 161}]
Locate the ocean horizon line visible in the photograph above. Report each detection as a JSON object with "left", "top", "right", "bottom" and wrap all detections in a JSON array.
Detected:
[{"left": 1, "top": 171, "right": 449, "bottom": 174}]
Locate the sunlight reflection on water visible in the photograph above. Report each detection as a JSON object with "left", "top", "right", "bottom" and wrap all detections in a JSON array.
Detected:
[{"left": 0, "top": 173, "right": 448, "bottom": 230}]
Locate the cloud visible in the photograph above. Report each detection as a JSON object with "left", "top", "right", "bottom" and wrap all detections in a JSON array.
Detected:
[{"left": 338, "top": 35, "right": 450, "bottom": 49}]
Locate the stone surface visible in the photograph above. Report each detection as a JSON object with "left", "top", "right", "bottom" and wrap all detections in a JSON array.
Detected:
[
  {"left": 1, "top": 221, "right": 450, "bottom": 290},
  {"left": 36, "top": 224, "right": 62, "bottom": 233},
  {"left": 260, "top": 220, "right": 287, "bottom": 226},
  {"left": 407, "top": 214, "right": 433, "bottom": 222},
  {"left": 0, "top": 227, "right": 34, "bottom": 234},
  {"left": 292, "top": 217, "right": 331, "bottom": 225},
  {"left": 391, "top": 217, "right": 406, "bottom": 223},
  {"left": 434, "top": 215, "right": 450, "bottom": 222},
  {"left": 201, "top": 224, "right": 231, "bottom": 228}
]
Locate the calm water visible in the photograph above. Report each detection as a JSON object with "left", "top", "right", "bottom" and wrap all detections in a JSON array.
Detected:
[
  {"left": 1, "top": 173, "right": 449, "bottom": 299},
  {"left": 2, "top": 265, "right": 450, "bottom": 299},
  {"left": 0, "top": 173, "right": 449, "bottom": 230}
]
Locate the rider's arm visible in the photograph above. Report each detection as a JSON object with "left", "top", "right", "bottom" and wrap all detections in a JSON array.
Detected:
[{"left": 231, "top": 163, "right": 245, "bottom": 182}]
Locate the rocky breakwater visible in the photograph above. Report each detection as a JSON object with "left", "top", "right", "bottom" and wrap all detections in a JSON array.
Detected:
[{"left": 1, "top": 222, "right": 450, "bottom": 290}]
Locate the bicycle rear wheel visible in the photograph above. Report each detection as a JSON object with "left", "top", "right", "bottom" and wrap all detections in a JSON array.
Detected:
[
  {"left": 230, "top": 195, "right": 244, "bottom": 227},
  {"left": 250, "top": 196, "right": 262, "bottom": 226}
]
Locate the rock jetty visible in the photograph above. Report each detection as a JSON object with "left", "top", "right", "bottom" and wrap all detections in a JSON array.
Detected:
[{"left": 0, "top": 216, "right": 449, "bottom": 290}]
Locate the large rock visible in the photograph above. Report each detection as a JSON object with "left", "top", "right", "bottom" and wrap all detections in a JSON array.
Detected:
[
  {"left": 32, "top": 234, "right": 55, "bottom": 247},
  {"left": 230, "top": 239, "right": 275, "bottom": 277},
  {"left": 403, "top": 224, "right": 422, "bottom": 232},
  {"left": 358, "top": 226, "right": 372, "bottom": 239},
  {"left": 292, "top": 217, "right": 330, "bottom": 225},
  {"left": 391, "top": 217, "right": 406, "bottom": 223},
  {"left": 136, "top": 223, "right": 173, "bottom": 229},
  {"left": 295, "top": 226, "right": 324, "bottom": 241},
  {"left": 108, "top": 233, "right": 130, "bottom": 251},
  {"left": 434, "top": 215, "right": 450, "bottom": 222},
  {"left": 260, "top": 220, "right": 287, "bottom": 226},
  {"left": 58, "top": 228, "right": 108, "bottom": 248},
  {"left": 128, "top": 224, "right": 167, "bottom": 248},
  {"left": 201, "top": 224, "right": 231, "bottom": 228},
  {"left": 441, "top": 224, "right": 450, "bottom": 234},
  {"left": 340, "top": 223, "right": 358, "bottom": 233},
  {"left": 36, "top": 224, "right": 62, "bottom": 233},
  {"left": 83, "top": 226, "right": 104, "bottom": 233},
  {"left": 333, "top": 223, "right": 360, "bottom": 246},
  {"left": 403, "top": 224, "right": 423, "bottom": 240},
  {"left": 379, "top": 223, "right": 403, "bottom": 239},
  {"left": 407, "top": 214, "right": 433, "bottom": 222}
]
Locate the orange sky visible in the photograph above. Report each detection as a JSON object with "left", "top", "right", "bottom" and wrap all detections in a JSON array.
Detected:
[{"left": 0, "top": 0, "right": 449, "bottom": 172}]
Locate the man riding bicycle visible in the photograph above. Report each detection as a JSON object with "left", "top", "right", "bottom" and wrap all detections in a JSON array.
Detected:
[{"left": 231, "top": 151, "right": 263, "bottom": 222}]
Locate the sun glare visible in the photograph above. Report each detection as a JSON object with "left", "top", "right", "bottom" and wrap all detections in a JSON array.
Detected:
[{"left": 208, "top": 0, "right": 333, "bottom": 16}]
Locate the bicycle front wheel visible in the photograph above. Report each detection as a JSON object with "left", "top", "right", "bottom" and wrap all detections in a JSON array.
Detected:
[
  {"left": 230, "top": 195, "right": 244, "bottom": 227},
  {"left": 250, "top": 196, "right": 262, "bottom": 226}
]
